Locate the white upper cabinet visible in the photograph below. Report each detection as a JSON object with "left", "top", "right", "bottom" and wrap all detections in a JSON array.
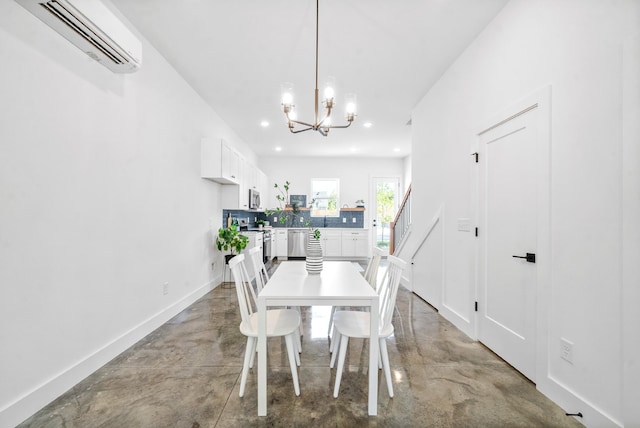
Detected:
[
  {"left": 201, "top": 137, "right": 269, "bottom": 210},
  {"left": 244, "top": 161, "right": 258, "bottom": 191},
  {"left": 201, "top": 138, "right": 239, "bottom": 184},
  {"left": 257, "top": 170, "right": 268, "bottom": 209}
]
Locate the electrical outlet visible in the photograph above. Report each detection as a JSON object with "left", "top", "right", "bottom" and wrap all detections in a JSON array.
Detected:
[
  {"left": 352, "top": 217, "right": 356, "bottom": 223},
  {"left": 560, "top": 338, "right": 573, "bottom": 363},
  {"left": 299, "top": 217, "right": 304, "bottom": 223},
  {"left": 163, "top": 282, "right": 169, "bottom": 295},
  {"left": 273, "top": 216, "right": 277, "bottom": 223},
  {"left": 457, "top": 218, "right": 471, "bottom": 232},
  {"left": 342, "top": 217, "right": 346, "bottom": 223}
]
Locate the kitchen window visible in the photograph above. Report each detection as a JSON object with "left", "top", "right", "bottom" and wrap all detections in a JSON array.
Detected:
[{"left": 310, "top": 178, "right": 339, "bottom": 217}]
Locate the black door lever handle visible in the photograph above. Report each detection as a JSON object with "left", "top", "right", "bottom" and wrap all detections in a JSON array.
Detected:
[{"left": 512, "top": 253, "right": 536, "bottom": 263}]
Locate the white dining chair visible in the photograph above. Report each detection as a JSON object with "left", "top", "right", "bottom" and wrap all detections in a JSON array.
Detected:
[
  {"left": 363, "top": 247, "right": 385, "bottom": 286},
  {"left": 328, "top": 247, "right": 385, "bottom": 347},
  {"left": 330, "top": 255, "right": 407, "bottom": 398},
  {"left": 248, "top": 246, "right": 303, "bottom": 354},
  {"left": 248, "top": 246, "right": 269, "bottom": 292},
  {"left": 228, "top": 254, "right": 302, "bottom": 397}
]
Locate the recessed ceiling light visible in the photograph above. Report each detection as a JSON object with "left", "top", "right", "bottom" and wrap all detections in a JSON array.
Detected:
[
  {"left": 275, "top": 146, "right": 282, "bottom": 152},
  {"left": 363, "top": 122, "right": 373, "bottom": 128},
  {"left": 350, "top": 147, "right": 357, "bottom": 153},
  {"left": 260, "top": 120, "right": 269, "bottom": 127},
  {"left": 393, "top": 148, "right": 400, "bottom": 152}
]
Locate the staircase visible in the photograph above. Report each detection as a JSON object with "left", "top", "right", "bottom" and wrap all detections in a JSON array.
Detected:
[{"left": 390, "top": 185, "right": 411, "bottom": 255}]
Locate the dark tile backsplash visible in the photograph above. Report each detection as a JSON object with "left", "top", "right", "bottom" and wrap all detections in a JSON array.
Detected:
[{"left": 221, "top": 209, "right": 365, "bottom": 229}]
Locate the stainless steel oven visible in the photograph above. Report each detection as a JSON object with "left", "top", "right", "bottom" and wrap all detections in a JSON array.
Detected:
[{"left": 262, "top": 230, "right": 272, "bottom": 266}]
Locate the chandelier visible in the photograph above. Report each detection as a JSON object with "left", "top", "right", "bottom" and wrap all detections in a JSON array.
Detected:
[{"left": 280, "top": 0, "right": 357, "bottom": 136}]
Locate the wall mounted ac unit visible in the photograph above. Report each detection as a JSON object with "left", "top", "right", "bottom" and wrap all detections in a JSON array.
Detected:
[{"left": 16, "top": 0, "right": 141, "bottom": 73}]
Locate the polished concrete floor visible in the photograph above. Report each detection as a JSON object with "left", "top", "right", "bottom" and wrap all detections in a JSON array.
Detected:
[{"left": 19, "top": 263, "right": 583, "bottom": 427}]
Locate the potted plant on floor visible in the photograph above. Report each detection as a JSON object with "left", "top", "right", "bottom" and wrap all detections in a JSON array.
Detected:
[{"left": 216, "top": 224, "right": 249, "bottom": 265}]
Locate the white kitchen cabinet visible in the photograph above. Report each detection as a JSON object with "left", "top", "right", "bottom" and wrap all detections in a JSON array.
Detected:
[
  {"left": 275, "top": 229, "right": 288, "bottom": 258},
  {"left": 257, "top": 170, "right": 269, "bottom": 209},
  {"left": 201, "top": 138, "right": 240, "bottom": 184},
  {"left": 341, "top": 230, "right": 369, "bottom": 258},
  {"left": 320, "top": 230, "right": 342, "bottom": 257},
  {"left": 245, "top": 161, "right": 257, "bottom": 192},
  {"left": 221, "top": 156, "right": 250, "bottom": 210}
]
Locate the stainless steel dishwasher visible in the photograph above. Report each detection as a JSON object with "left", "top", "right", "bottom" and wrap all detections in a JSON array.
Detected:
[{"left": 288, "top": 229, "right": 307, "bottom": 258}]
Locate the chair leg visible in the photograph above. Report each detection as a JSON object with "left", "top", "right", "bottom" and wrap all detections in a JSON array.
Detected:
[
  {"left": 295, "top": 326, "right": 303, "bottom": 356},
  {"left": 333, "top": 335, "right": 349, "bottom": 398},
  {"left": 379, "top": 338, "right": 393, "bottom": 398},
  {"left": 327, "top": 306, "right": 336, "bottom": 337},
  {"left": 329, "top": 330, "right": 341, "bottom": 368},
  {"left": 239, "top": 337, "right": 255, "bottom": 397},
  {"left": 329, "top": 325, "right": 337, "bottom": 353},
  {"left": 293, "top": 331, "right": 301, "bottom": 367},
  {"left": 284, "top": 334, "right": 301, "bottom": 396},
  {"left": 248, "top": 335, "right": 258, "bottom": 369}
]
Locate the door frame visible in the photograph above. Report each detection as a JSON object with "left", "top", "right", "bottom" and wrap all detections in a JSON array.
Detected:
[
  {"left": 473, "top": 86, "right": 551, "bottom": 382},
  {"left": 369, "top": 175, "right": 401, "bottom": 256}
]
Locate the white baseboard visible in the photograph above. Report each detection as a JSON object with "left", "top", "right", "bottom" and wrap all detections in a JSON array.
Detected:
[
  {"left": 537, "top": 374, "right": 622, "bottom": 428},
  {"left": 0, "top": 279, "right": 218, "bottom": 428}
]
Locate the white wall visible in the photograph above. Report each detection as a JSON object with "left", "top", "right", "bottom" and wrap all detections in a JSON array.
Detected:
[
  {"left": 0, "top": 2, "right": 248, "bottom": 426},
  {"left": 407, "top": 1, "right": 639, "bottom": 426},
  {"left": 402, "top": 155, "right": 412, "bottom": 195},
  {"left": 259, "top": 156, "right": 404, "bottom": 225}
]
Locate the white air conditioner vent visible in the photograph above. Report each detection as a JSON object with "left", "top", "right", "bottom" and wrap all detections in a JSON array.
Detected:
[{"left": 16, "top": 0, "right": 142, "bottom": 73}]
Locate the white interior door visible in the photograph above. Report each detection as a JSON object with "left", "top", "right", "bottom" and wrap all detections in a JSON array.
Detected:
[
  {"left": 477, "top": 106, "right": 539, "bottom": 382},
  {"left": 370, "top": 177, "right": 399, "bottom": 255}
]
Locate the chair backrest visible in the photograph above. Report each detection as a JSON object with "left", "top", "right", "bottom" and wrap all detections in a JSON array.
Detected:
[
  {"left": 363, "top": 247, "right": 385, "bottom": 288},
  {"left": 377, "top": 255, "right": 407, "bottom": 330},
  {"left": 248, "top": 246, "right": 269, "bottom": 292},
  {"left": 228, "top": 254, "right": 258, "bottom": 325}
]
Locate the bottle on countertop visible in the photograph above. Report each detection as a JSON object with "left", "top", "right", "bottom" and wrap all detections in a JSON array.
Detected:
[{"left": 226, "top": 212, "right": 232, "bottom": 228}]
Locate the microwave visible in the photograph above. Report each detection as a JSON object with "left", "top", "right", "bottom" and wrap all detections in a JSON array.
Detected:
[{"left": 249, "top": 188, "right": 261, "bottom": 210}]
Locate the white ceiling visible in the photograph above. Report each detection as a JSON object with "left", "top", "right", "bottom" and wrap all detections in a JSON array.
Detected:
[{"left": 111, "top": 0, "right": 508, "bottom": 158}]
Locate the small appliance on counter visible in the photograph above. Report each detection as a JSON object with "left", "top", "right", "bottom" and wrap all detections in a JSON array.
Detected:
[{"left": 237, "top": 217, "right": 250, "bottom": 230}]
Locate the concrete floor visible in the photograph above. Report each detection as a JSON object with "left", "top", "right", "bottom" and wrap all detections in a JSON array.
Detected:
[{"left": 19, "top": 263, "right": 583, "bottom": 427}]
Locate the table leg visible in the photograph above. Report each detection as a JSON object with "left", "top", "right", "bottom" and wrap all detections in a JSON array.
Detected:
[
  {"left": 257, "top": 297, "right": 267, "bottom": 416},
  {"left": 368, "top": 296, "right": 379, "bottom": 415}
]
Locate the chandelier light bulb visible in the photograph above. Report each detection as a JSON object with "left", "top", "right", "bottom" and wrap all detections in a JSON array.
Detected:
[
  {"left": 344, "top": 93, "right": 357, "bottom": 121},
  {"left": 281, "top": 82, "right": 294, "bottom": 109},
  {"left": 324, "top": 86, "right": 335, "bottom": 101},
  {"left": 323, "top": 76, "right": 336, "bottom": 102},
  {"left": 282, "top": 92, "right": 293, "bottom": 106}
]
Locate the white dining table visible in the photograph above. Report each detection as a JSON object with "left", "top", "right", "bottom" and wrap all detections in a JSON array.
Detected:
[{"left": 257, "top": 261, "right": 379, "bottom": 416}]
